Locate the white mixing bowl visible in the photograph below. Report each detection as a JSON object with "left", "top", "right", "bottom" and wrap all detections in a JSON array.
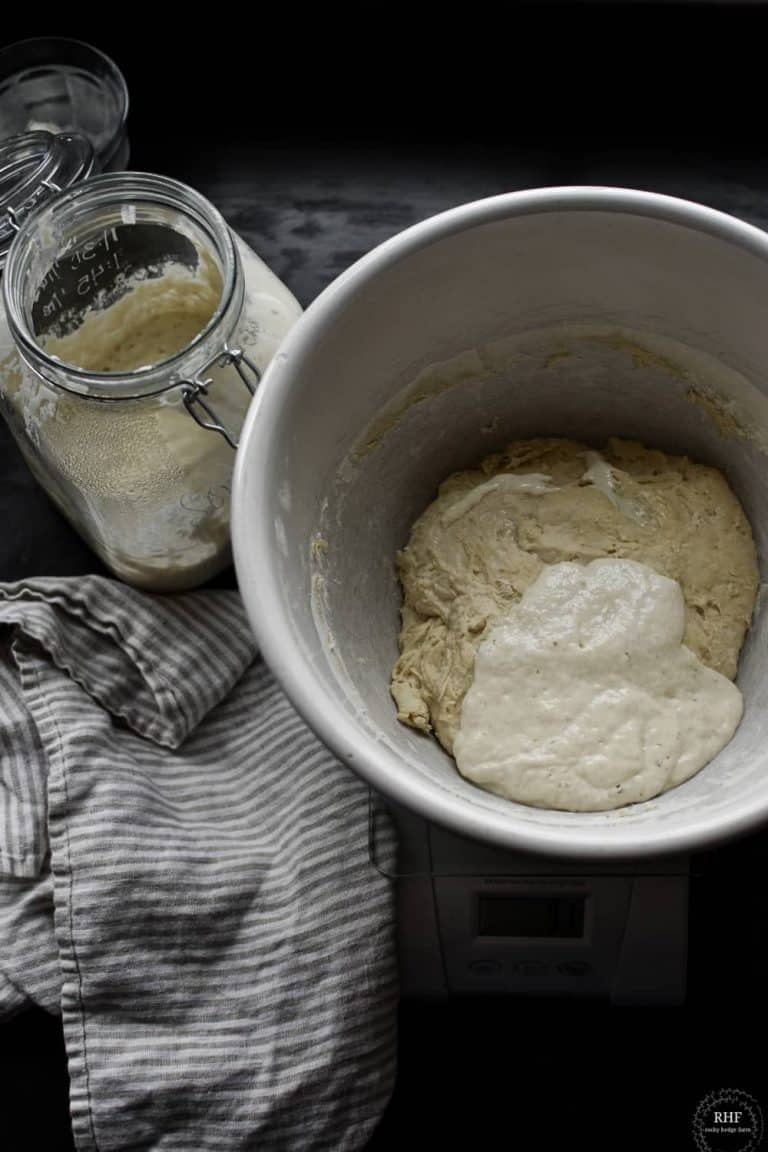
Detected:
[{"left": 232, "top": 186, "right": 768, "bottom": 859}]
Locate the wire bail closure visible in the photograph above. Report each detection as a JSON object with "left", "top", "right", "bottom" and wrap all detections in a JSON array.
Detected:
[
  {"left": 181, "top": 345, "right": 261, "bottom": 449},
  {"left": 4, "top": 176, "right": 62, "bottom": 233}
]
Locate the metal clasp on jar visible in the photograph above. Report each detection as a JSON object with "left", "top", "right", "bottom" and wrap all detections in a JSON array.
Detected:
[
  {"left": 4, "top": 176, "right": 62, "bottom": 233},
  {"left": 181, "top": 345, "right": 261, "bottom": 449}
]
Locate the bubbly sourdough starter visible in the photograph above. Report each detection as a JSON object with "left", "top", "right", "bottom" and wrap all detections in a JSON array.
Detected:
[
  {"left": 454, "top": 558, "right": 743, "bottom": 810},
  {"left": 44, "top": 254, "right": 223, "bottom": 371},
  {"left": 391, "top": 437, "right": 759, "bottom": 810}
]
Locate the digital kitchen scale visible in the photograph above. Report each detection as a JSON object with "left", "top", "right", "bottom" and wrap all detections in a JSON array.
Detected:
[{"left": 373, "top": 799, "right": 689, "bottom": 1004}]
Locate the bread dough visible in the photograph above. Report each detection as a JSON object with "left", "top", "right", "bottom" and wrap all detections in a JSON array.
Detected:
[
  {"left": 454, "top": 558, "right": 744, "bottom": 810},
  {"left": 391, "top": 438, "right": 759, "bottom": 760}
]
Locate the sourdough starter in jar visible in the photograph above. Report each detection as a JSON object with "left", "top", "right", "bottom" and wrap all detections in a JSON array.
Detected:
[{"left": 0, "top": 179, "right": 302, "bottom": 589}]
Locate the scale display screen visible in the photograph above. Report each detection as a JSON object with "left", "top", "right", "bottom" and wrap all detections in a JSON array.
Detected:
[{"left": 478, "top": 894, "right": 585, "bottom": 938}]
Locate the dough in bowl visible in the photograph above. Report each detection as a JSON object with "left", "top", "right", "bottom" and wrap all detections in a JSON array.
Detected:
[{"left": 390, "top": 437, "right": 759, "bottom": 809}]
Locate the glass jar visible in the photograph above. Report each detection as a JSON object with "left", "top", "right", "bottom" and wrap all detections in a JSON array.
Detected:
[
  {"left": 0, "top": 38, "right": 130, "bottom": 171},
  {"left": 0, "top": 161, "right": 301, "bottom": 590}
]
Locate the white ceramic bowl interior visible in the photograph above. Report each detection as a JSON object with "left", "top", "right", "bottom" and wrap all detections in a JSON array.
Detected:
[{"left": 233, "top": 187, "right": 768, "bottom": 859}]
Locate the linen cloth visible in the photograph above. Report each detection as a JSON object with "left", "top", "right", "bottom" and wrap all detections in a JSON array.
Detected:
[{"left": 0, "top": 576, "right": 397, "bottom": 1150}]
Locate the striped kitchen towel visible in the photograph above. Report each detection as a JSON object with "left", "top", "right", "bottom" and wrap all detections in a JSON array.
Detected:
[{"left": 0, "top": 576, "right": 398, "bottom": 1151}]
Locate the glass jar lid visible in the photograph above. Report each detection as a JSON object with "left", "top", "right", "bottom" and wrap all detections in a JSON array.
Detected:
[
  {"left": 0, "top": 38, "right": 129, "bottom": 171},
  {"left": 0, "top": 130, "right": 94, "bottom": 268}
]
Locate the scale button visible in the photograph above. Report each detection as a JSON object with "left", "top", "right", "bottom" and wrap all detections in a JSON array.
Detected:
[
  {"left": 557, "top": 960, "right": 592, "bottom": 976},
  {"left": 468, "top": 960, "right": 502, "bottom": 975}
]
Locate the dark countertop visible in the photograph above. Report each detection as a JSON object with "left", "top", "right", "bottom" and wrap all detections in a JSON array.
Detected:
[{"left": 3, "top": 7, "right": 768, "bottom": 1149}]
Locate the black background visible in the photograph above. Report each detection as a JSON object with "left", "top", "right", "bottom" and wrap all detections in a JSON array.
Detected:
[{"left": 1, "top": 4, "right": 767, "bottom": 1149}]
